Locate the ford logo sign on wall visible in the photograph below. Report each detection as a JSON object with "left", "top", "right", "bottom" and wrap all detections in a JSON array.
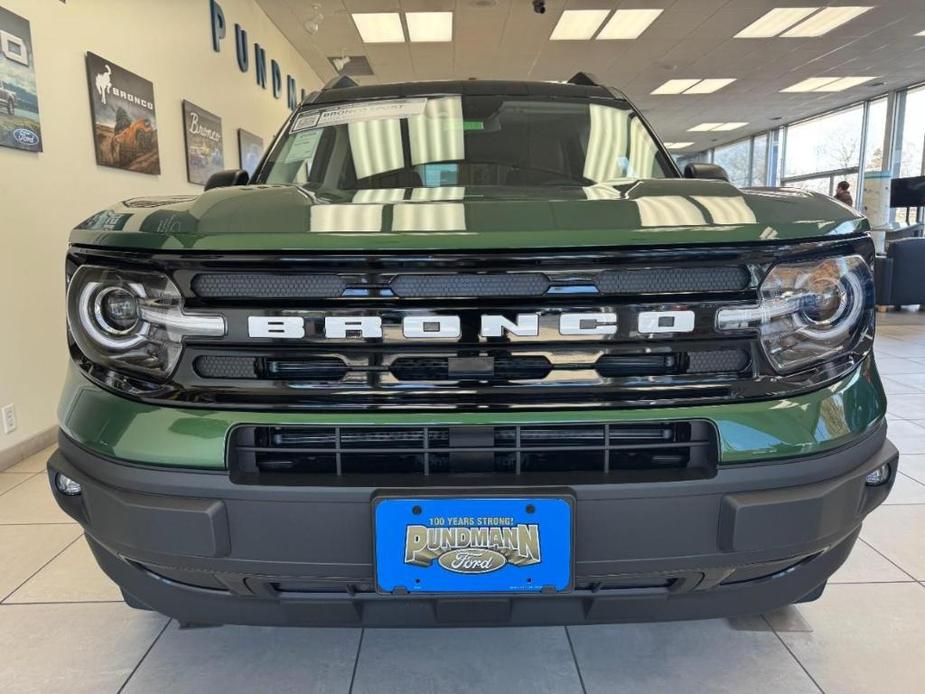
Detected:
[
  {"left": 438, "top": 548, "right": 507, "bottom": 574},
  {"left": 12, "top": 128, "right": 39, "bottom": 147}
]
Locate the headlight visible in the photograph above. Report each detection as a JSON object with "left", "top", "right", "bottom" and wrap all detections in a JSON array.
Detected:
[
  {"left": 716, "top": 255, "right": 873, "bottom": 373},
  {"left": 67, "top": 265, "right": 225, "bottom": 379}
]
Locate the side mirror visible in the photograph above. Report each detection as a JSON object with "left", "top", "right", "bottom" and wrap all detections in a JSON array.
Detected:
[
  {"left": 204, "top": 169, "right": 249, "bottom": 191},
  {"left": 683, "top": 163, "right": 729, "bottom": 182}
]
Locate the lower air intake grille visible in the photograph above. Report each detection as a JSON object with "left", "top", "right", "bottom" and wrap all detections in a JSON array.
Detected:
[{"left": 228, "top": 422, "right": 718, "bottom": 484}]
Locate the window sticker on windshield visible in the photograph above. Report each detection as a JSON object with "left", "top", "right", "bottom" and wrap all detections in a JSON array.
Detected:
[
  {"left": 290, "top": 98, "right": 427, "bottom": 133},
  {"left": 284, "top": 129, "right": 323, "bottom": 163}
]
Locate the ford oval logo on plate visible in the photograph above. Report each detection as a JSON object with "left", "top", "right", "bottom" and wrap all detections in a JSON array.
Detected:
[
  {"left": 12, "top": 128, "right": 39, "bottom": 146},
  {"left": 438, "top": 548, "right": 507, "bottom": 574}
]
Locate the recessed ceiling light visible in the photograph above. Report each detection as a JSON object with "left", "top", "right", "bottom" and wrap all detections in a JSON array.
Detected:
[
  {"left": 782, "top": 76, "right": 876, "bottom": 92},
  {"left": 814, "top": 76, "right": 876, "bottom": 91},
  {"left": 596, "top": 9, "right": 663, "bottom": 40},
  {"left": 550, "top": 9, "right": 609, "bottom": 40},
  {"left": 782, "top": 6, "right": 872, "bottom": 37},
  {"left": 664, "top": 142, "right": 694, "bottom": 150},
  {"left": 688, "top": 122, "right": 747, "bottom": 132},
  {"left": 735, "top": 7, "right": 819, "bottom": 38},
  {"left": 651, "top": 78, "right": 735, "bottom": 95},
  {"left": 781, "top": 77, "right": 841, "bottom": 92},
  {"left": 684, "top": 78, "right": 736, "bottom": 94},
  {"left": 352, "top": 13, "right": 405, "bottom": 43},
  {"left": 406, "top": 12, "right": 453, "bottom": 42},
  {"left": 688, "top": 123, "right": 725, "bottom": 132},
  {"left": 712, "top": 122, "right": 748, "bottom": 131},
  {"left": 652, "top": 79, "right": 702, "bottom": 95},
  {"left": 916, "top": 30, "right": 925, "bottom": 36}
]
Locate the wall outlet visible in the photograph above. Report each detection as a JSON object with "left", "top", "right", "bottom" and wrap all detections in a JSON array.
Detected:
[{"left": 1, "top": 404, "right": 16, "bottom": 435}]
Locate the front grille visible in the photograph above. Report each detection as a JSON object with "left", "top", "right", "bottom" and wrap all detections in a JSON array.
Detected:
[
  {"left": 595, "top": 266, "right": 749, "bottom": 294},
  {"left": 228, "top": 421, "right": 718, "bottom": 484},
  {"left": 191, "top": 349, "right": 750, "bottom": 384},
  {"left": 192, "top": 273, "right": 346, "bottom": 298},
  {"left": 390, "top": 273, "right": 550, "bottom": 298},
  {"left": 68, "top": 238, "right": 873, "bottom": 412}
]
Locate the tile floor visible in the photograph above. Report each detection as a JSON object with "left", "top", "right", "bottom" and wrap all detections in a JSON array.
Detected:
[{"left": 2, "top": 314, "right": 925, "bottom": 693}]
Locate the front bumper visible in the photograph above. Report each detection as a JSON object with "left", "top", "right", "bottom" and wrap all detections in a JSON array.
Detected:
[{"left": 48, "top": 421, "right": 896, "bottom": 627}]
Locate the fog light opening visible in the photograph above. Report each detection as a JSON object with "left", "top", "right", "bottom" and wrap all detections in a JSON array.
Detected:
[
  {"left": 865, "top": 463, "right": 891, "bottom": 487},
  {"left": 54, "top": 473, "right": 82, "bottom": 496}
]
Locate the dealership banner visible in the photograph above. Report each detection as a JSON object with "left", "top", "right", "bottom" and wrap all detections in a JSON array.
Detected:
[
  {"left": 182, "top": 100, "right": 224, "bottom": 185},
  {"left": 0, "top": 6, "right": 42, "bottom": 152},
  {"left": 85, "top": 52, "right": 160, "bottom": 175}
]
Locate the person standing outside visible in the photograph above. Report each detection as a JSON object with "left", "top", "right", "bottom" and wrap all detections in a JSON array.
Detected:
[{"left": 835, "top": 180, "right": 854, "bottom": 206}]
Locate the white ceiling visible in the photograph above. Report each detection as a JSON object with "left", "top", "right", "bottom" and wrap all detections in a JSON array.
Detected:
[{"left": 256, "top": 0, "right": 925, "bottom": 152}]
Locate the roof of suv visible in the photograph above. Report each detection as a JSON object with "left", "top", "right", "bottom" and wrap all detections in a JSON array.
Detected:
[{"left": 310, "top": 78, "right": 622, "bottom": 105}]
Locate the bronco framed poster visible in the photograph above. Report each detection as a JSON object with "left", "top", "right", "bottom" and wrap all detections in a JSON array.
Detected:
[
  {"left": 0, "top": 6, "right": 42, "bottom": 152},
  {"left": 182, "top": 100, "right": 224, "bottom": 185},
  {"left": 85, "top": 52, "right": 160, "bottom": 174},
  {"left": 238, "top": 128, "right": 263, "bottom": 178}
]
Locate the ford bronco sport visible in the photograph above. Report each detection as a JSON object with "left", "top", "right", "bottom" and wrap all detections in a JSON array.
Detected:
[{"left": 50, "top": 74, "right": 896, "bottom": 627}]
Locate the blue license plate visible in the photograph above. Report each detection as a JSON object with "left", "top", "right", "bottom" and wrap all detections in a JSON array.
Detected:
[{"left": 374, "top": 497, "right": 572, "bottom": 594}]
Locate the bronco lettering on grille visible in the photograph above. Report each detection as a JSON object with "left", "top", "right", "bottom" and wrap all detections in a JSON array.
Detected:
[{"left": 246, "top": 311, "right": 696, "bottom": 339}]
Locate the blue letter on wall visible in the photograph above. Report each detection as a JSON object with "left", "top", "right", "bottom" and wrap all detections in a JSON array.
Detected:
[
  {"left": 235, "top": 24, "right": 249, "bottom": 72},
  {"left": 287, "top": 75, "right": 297, "bottom": 110},
  {"left": 271, "top": 59, "right": 282, "bottom": 99},
  {"left": 254, "top": 43, "right": 266, "bottom": 88},
  {"left": 210, "top": 0, "right": 226, "bottom": 52}
]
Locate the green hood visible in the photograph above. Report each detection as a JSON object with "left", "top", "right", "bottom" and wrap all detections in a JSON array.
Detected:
[{"left": 71, "top": 179, "right": 867, "bottom": 252}]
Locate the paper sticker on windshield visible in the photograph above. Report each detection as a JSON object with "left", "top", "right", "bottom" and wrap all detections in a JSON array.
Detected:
[
  {"left": 284, "top": 129, "right": 323, "bottom": 163},
  {"left": 290, "top": 99, "right": 427, "bottom": 133}
]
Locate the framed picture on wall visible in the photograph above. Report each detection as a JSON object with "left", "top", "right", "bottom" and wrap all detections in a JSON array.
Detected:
[
  {"left": 85, "top": 52, "right": 160, "bottom": 174},
  {"left": 238, "top": 129, "right": 264, "bottom": 177},
  {"left": 182, "top": 100, "right": 224, "bottom": 186},
  {"left": 0, "top": 6, "right": 42, "bottom": 152}
]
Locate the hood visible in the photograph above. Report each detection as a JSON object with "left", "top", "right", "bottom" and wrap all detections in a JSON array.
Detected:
[{"left": 70, "top": 178, "right": 867, "bottom": 252}]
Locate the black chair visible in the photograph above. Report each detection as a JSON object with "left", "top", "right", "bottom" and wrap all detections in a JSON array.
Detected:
[{"left": 876, "top": 237, "right": 925, "bottom": 307}]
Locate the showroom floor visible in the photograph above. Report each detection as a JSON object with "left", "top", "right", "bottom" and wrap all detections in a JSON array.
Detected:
[{"left": 1, "top": 315, "right": 925, "bottom": 694}]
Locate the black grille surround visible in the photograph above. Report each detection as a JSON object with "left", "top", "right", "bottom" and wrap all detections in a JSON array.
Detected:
[{"left": 67, "top": 237, "right": 875, "bottom": 412}]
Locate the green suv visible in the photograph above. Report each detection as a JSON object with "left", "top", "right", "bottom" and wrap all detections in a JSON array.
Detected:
[{"left": 49, "top": 74, "right": 896, "bottom": 627}]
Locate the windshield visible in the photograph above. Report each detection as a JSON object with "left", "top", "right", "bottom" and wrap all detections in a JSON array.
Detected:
[{"left": 260, "top": 95, "right": 673, "bottom": 190}]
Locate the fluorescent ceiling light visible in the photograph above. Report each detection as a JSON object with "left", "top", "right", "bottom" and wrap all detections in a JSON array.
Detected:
[
  {"left": 781, "top": 77, "right": 840, "bottom": 92},
  {"left": 683, "top": 78, "right": 736, "bottom": 94},
  {"left": 814, "top": 76, "right": 875, "bottom": 91},
  {"left": 917, "top": 30, "right": 925, "bottom": 36},
  {"left": 782, "top": 76, "right": 875, "bottom": 92},
  {"left": 688, "top": 122, "right": 747, "bottom": 132},
  {"left": 782, "top": 6, "right": 872, "bottom": 37},
  {"left": 652, "top": 78, "right": 735, "bottom": 95},
  {"left": 652, "top": 79, "right": 701, "bottom": 95},
  {"left": 597, "top": 9, "right": 663, "bottom": 40},
  {"left": 735, "top": 7, "right": 819, "bottom": 38},
  {"left": 712, "top": 122, "right": 748, "bottom": 131},
  {"left": 664, "top": 142, "right": 694, "bottom": 150},
  {"left": 352, "top": 13, "right": 405, "bottom": 43},
  {"left": 406, "top": 12, "right": 453, "bottom": 42},
  {"left": 550, "top": 9, "right": 609, "bottom": 40},
  {"left": 688, "top": 122, "right": 724, "bottom": 132}
]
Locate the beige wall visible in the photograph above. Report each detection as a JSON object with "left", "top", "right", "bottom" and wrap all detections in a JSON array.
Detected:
[{"left": 0, "top": 0, "right": 321, "bottom": 455}]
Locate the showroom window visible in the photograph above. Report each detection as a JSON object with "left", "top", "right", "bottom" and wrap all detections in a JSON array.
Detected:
[
  {"left": 864, "top": 97, "right": 888, "bottom": 173},
  {"left": 896, "top": 84, "right": 925, "bottom": 177},
  {"left": 712, "top": 138, "right": 751, "bottom": 187},
  {"left": 751, "top": 133, "right": 769, "bottom": 186},
  {"left": 781, "top": 104, "right": 864, "bottom": 197}
]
